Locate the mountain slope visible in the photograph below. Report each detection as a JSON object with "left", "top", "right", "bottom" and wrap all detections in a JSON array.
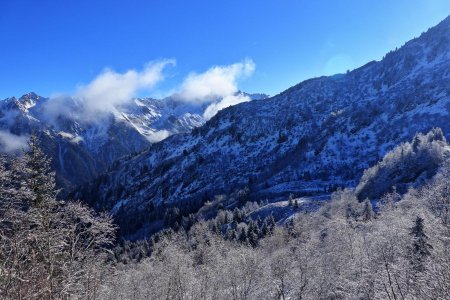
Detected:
[
  {"left": 0, "top": 92, "right": 267, "bottom": 190},
  {"left": 75, "top": 16, "right": 450, "bottom": 236}
]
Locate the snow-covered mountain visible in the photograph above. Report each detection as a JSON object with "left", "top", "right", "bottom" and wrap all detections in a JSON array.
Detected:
[
  {"left": 0, "top": 92, "right": 267, "bottom": 190},
  {"left": 74, "top": 15, "right": 450, "bottom": 237}
]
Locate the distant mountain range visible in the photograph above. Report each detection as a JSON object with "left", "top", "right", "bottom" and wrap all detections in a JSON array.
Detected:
[
  {"left": 0, "top": 91, "right": 267, "bottom": 190},
  {"left": 73, "top": 16, "right": 450, "bottom": 237}
]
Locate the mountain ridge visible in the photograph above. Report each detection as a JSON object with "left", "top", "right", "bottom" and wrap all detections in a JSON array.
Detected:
[
  {"left": 73, "top": 14, "right": 450, "bottom": 237},
  {"left": 0, "top": 91, "right": 268, "bottom": 190}
]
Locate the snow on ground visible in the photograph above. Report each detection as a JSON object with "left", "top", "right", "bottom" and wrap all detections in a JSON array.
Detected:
[{"left": 248, "top": 195, "right": 330, "bottom": 224}]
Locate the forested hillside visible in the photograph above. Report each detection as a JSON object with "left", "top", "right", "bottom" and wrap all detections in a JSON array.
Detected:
[
  {"left": 0, "top": 92, "right": 266, "bottom": 191},
  {"left": 2, "top": 132, "right": 450, "bottom": 299},
  {"left": 76, "top": 15, "right": 450, "bottom": 238},
  {"left": 102, "top": 167, "right": 450, "bottom": 299}
]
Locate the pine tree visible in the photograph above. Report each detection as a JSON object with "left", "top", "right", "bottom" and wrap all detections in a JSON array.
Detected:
[
  {"left": 224, "top": 211, "right": 229, "bottom": 224},
  {"left": 261, "top": 220, "right": 268, "bottom": 236},
  {"left": 285, "top": 218, "right": 296, "bottom": 237},
  {"left": 266, "top": 214, "right": 276, "bottom": 235},
  {"left": 22, "top": 135, "right": 63, "bottom": 297},
  {"left": 256, "top": 216, "right": 263, "bottom": 227},
  {"left": 23, "top": 134, "right": 57, "bottom": 208},
  {"left": 0, "top": 135, "right": 116, "bottom": 299},
  {"left": 211, "top": 221, "right": 222, "bottom": 235},
  {"left": 409, "top": 216, "right": 432, "bottom": 272},
  {"left": 361, "top": 199, "right": 374, "bottom": 222},
  {"left": 288, "top": 194, "right": 294, "bottom": 206},
  {"left": 412, "top": 135, "right": 421, "bottom": 152},
  {"left": 228, "top": 228, "right": 237, "bottom": 241},
  {"left": 239, "top": 228, "right": 248, "bottom": 244},
  {"left": 233, "top": 207, "right": 242, "bottom": 223},
  {"left": 247, "top": 220, "right": 259, "bottom": 247}
]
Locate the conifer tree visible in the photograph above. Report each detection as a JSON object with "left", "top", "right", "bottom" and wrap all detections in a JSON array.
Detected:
[
  {"left": 266, "top": 214, "right": 276, "bottom": 235},
  {"left": 239, "top": 228, "right": 248, "bottom": 244},
  {"left": 0, "top": 135, "right": 115, "bottom": 299},
  {"left": 247, "top": 220, "right": 259, "bottom": 247},
  {"left": 23, "top": 134, "right": 57, "bottom": 208},
  {"left": 288, "top": 194, "right": 294, "bottom": 207},
  {"left": 409, "top": 216, "right": 432, "bottom": 272},
  {"left": 361, "top": 199, "right": 374, "bottom": 222},
  {"left": 233, "top": 207, "right": 243, "bottom": 223}
]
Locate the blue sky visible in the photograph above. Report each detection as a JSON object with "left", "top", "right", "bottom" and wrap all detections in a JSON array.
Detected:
[{"left": 1, "top": 0, "right": 449, "bottom": 99}]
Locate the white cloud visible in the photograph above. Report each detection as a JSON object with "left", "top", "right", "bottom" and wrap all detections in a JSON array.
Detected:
[
  {"left": 45, "top": 59, "right": 175, "bottom": 123},
  {"left": 146, "top": 130, "right": 170, "bottom": 143},
  {"left": 203, "top": 93, "right": 251, "bottom": 120},
  {"left": 77, "top": 59, "right": 175, "bottom": 113},
  {"left": 0, "top": 131, "right": 29, "bottom": 153},
  {"left": 176, "top": 58, "right": 255, "bottom": 103},
  {"left": 43, "top": 58, "right": 254, "bottom": 124}
]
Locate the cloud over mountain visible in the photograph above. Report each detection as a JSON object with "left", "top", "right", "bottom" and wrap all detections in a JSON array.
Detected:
[
  {"left": 177, "top": 59, "right": 255, "bottom": 102},
  {"left": 76, "top": 59, "right": 175, "bottom": 114},
  {"left": 174, "top": 59, "right": 255, "bottom": 119},
  {"left": 0, "top": 131, "right": 29, "bottom": 153},
  {"left": 43, "top": 59, "right": 175, "bottom": 123},
  {"left": 43, "top": 58, "right": 255, "bottom": 123}
]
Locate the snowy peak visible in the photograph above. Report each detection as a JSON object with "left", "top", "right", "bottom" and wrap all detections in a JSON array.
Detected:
[
  {"left": 0, "top": 90, "right": 265, "bottom": 190},
  {"left": 10, "top": 92, "right": 44, "bottom": 113}
]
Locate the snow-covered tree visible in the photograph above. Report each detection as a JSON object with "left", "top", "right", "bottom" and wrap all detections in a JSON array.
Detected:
[{"left": 0, "top": 135, "right": 115, "bottom": 299}]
